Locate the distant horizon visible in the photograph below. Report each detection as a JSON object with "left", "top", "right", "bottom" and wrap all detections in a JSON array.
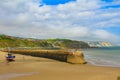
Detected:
[
  {"left": 1, "top": 33, "right": 119, "bottom": 45},
  {"left": 0, "top": 0, "right": 120, "bottom": 44}
]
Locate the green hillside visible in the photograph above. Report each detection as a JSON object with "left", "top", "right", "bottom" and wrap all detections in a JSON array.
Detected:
[
  {"left": 47, "top": 38, "right": 90, "bottom": 49},
  {"left": 0, "top": 34, "right": 90, "bottom": 49}
]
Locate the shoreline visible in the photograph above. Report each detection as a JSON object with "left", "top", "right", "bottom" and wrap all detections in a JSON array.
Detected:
[
  {"left": 0, "top": 51, "right": 120, "bottom": 80},
  {"left": 87, "top": 61, "right": 120, "bottom": 68},
  {"left": 83, "top": 47, "right": 120, "bottom": 68}
]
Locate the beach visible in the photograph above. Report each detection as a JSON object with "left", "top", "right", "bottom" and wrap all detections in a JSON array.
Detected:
[{"left": 0, "top": 51, "right": 120, "bottom": 80}]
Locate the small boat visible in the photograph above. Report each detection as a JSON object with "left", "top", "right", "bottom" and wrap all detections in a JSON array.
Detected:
[{"left": 6, "top": 53, "right": 15, "bottom": 61}]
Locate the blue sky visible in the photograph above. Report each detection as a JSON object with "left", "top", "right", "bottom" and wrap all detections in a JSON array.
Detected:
[
  {"left": 40, "top": 0, "right": 76, "bottom": 5},
  {"left": 101, "top": 4, "right": 120, "bottom": 9},
  {"left": 0, "top": 0, "right": 120, "bottom": 44},
  {"left": 102, "top": 0, "right": 113, "bottom": 2}
]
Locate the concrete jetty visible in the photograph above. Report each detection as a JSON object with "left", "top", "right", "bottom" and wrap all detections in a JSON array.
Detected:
[{"left": 4, "top": 50, "right": 86, "bottom": 64}]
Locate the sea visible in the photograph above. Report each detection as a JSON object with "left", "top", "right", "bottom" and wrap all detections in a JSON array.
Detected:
[{"left": 83, "top": 46, "right": 120, "bottom": 67}]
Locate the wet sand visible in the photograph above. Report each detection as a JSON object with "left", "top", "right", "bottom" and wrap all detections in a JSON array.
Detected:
[{"left": 0, "top": 51, "right": 120, "bottom": 80}]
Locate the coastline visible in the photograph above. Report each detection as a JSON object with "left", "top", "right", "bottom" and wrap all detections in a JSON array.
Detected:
[
  {"left": 83, "top": 47, "right": 120, "bottom": 68},
  {"left": 0, "top": 51, "right": 120, "bottom": 80}
]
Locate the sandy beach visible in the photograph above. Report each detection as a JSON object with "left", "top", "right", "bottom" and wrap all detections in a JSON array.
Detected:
[{"left": 0, "top": 51, "right": 120, "bottom": 80}]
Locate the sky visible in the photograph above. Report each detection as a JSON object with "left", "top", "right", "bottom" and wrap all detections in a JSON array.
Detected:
[{"left": 0, "top": 0, "right": 120, "bottom": 44}]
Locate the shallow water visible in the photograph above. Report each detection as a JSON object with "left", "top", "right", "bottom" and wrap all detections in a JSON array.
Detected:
[{"left": 83, "top": 47, "right": 120, "bottom": 67}]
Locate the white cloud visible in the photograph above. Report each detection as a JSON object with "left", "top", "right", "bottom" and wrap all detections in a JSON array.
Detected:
[
  {"left": 92, "top": 30, "right": 118, "bottom": 41},
  {"left": 0, "top": 0, "right": 120, "bottom": 43}
]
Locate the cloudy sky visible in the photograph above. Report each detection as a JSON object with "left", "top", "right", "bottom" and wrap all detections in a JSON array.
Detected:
[{"left": 0, "top": 0, "right": 120, "bottom": 44}]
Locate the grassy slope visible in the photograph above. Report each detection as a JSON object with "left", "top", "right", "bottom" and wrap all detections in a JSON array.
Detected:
[{"left": 0, "top": 34, "right": 90, "bottom": 49}]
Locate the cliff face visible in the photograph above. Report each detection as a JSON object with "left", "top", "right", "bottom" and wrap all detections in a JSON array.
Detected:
[{"left": 86, "top": 41, "right": 113, "bottom": 47}]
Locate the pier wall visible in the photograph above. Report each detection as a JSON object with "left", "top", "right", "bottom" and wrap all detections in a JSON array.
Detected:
[{"left": 6, "top": 50, "right": 86, "bottom": 64}]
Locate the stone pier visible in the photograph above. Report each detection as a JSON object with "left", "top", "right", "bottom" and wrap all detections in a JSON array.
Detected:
[{"left": 4, "top": 50, "right": 86, "bottom": 64}]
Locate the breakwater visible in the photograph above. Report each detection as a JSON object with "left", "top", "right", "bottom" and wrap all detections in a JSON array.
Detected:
[{"left": 4, "top": 50, "right": 86, "bottom": 64}]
